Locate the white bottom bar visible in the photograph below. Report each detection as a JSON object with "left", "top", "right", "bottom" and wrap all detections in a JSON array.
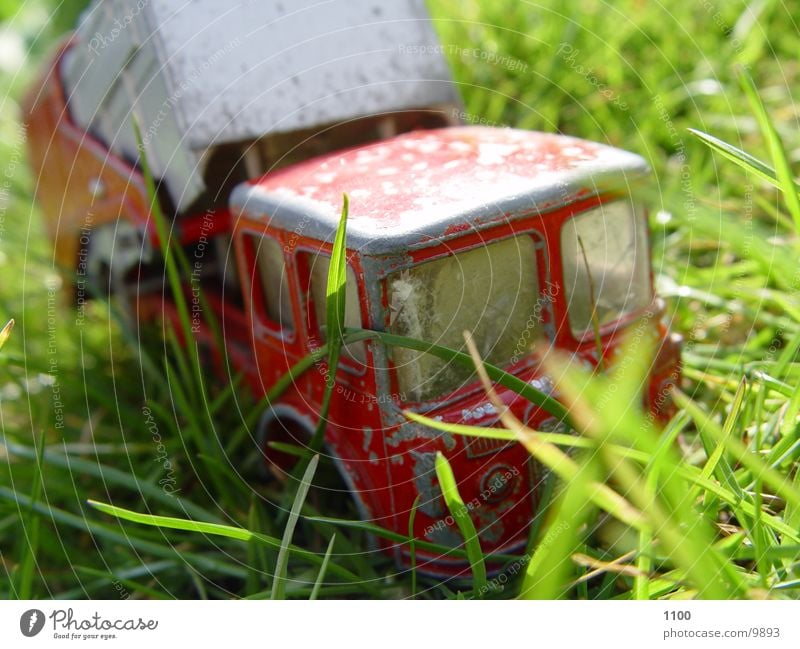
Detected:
[{"left": 3, "top": 600, "right": 798, "bottom": 647}]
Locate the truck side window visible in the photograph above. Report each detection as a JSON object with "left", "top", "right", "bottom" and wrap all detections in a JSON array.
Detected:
[
  {"left": 247, "top": 234, "right": 294, "bottom": 331},
  {"left": 561, "top": 201, "right": 651, "bottom": 336},
  {"left": 306, "top": 255, "right": 366, "bottom": 365}
]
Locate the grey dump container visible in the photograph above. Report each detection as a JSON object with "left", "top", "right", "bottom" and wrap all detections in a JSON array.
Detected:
[{"left": 62, "top": 0, "right": 460, "bottom": 214}]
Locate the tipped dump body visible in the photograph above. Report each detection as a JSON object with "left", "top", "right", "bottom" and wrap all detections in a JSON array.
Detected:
[{"left": 63, "top": 0, "right": 458, "bottom": 211}]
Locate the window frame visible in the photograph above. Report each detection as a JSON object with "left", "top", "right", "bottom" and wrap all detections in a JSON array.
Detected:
[
  {"left": 240, "top": 230, "right": 297, "bottom": 343},
  {"left": 559, "top": 199, "right": 653, "bottom": 341}
]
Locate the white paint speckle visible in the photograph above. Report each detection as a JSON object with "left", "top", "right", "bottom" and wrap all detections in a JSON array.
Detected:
[{"left": 477, "top": 142, "right": 517, "bottom": 166}]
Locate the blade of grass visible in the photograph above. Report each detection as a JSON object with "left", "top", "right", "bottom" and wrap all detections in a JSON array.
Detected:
[
  {"left": 407, "top": 406, "right": 645, "bottom": 530},
  {"left": 739, "top": 69, "right": 800, "bottom": 233},
  {"left": 780, "top": 380, "right": 800, "bottom": 439},
  {"left": 164, "top": 323, "right": 196, "bottom": 406},
  {"left": 0, "top": 488, "right": 246, "bottom": 578},
  {"left": 272, "top": 454, "right": 319, "bottom": 599},
  {"left": 245, "top": 496, "right": 270, "bottom": 597},
  {"left": 545, "top": 343, "right": 746, "bottom": 597},
  {"left": 577, "top": 235, "right": 605, "bottom": 371},
  {"left": 408, "top": 495, "right": 420, "bottom": 599},
  {"left": 86, "top": 495, "right": 364, "bottom": 585},
  {"left": 459, "top": 331, "right": 603, "bottom": 598},
  {"left": 307, "top": 194, "right": 349, "bottom": 456},
  {"left": 133, "top": 120, "right": 203, "bottom": 407},
  {"left": 523, "top": 466, "right": 558, "bottom": 561},
  {"left": 434, "top": 451, "right": 487, "bottom": 594},
  {"left": 351, "top": 328, "right": 568, "bottom": 420},
  {"left": 403, "top": 410, "right": 799, "bottom": 542},
  {"left": 246, "top": 328, "right": 566, "bottom": 436},
  {"left": 634, "top": 411, "right": 689, "bottom": 600},
  {"left": 273, "top": 197, "right": 348, "bottom": 522},
  {"left": 0, "top": 318, "right": 13, "bottom": 349},
  {"left": 675, "top": 389, "right": 800, "bottom": 507},
  {"left": 74, "top": 566, "right": 172, "bottom": 600},
  {"left": 521, "top": 457, "right": 597, "bottom": 599},
  {"left": 305, "top": 515, "right": 520, "bottom": 562},
  {"left": 694, "top": 378, "right": 748, "bottom": 507},
  {"left": 13, "top": 429, "right": 45, "bottom": 599},
  {"left": 687, "top": 128, "right": 790, "bottom": 192},
  {"left": 309, "top": 533, "right": 336, "bottom": 601},
  {"left": 88, "top": 499, "right": 258, "bottom": 542},
  {"left": 271, "top": 198, "right": 347, "bottom": 527}
]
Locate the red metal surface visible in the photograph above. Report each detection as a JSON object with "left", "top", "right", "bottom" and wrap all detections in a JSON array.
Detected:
[
  {"left": 246, "top": 126, "right": 623, "bottom": 237},
  {"left": 175, "top": 209, "right": 232, "bottom": 246}
]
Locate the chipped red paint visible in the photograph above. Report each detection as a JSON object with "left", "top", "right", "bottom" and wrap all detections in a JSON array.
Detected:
[
  {"left": 443, "top": 221, "right": 472, "bottom": 236},
  {"left": 246, "top": 127, "right": 643, "bottom": 238}
]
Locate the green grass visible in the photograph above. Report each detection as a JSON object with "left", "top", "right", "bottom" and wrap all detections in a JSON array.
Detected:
[{"left": 2, "top": 0, "right": 800, "bottom": 599}]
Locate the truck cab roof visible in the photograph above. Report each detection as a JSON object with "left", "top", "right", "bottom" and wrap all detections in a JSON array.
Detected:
[{"left": 231, "top": 126, "right": 650, "bottom": 255}]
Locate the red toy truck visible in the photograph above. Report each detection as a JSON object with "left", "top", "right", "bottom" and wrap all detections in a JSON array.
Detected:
[{"left": 24, "top": 0, "right": 680, "bottom": 576}]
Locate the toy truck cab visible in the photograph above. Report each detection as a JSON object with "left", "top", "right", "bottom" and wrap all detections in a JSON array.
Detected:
[{"left": 230, "top": 126, "right": 681, "bottom": 574}]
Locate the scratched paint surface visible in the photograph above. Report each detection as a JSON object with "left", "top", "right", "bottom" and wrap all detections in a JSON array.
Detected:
[{"left": 246, "top": 126, "right": 647, "bottom": 239}]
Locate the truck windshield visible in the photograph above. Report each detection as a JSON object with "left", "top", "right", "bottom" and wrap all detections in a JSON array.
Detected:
[
  {"left": 560, "top": 200, "right": 651, "bottom": 336},
  {"left": 387, "top": 235, "right": 541, "bottom": 402}
]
